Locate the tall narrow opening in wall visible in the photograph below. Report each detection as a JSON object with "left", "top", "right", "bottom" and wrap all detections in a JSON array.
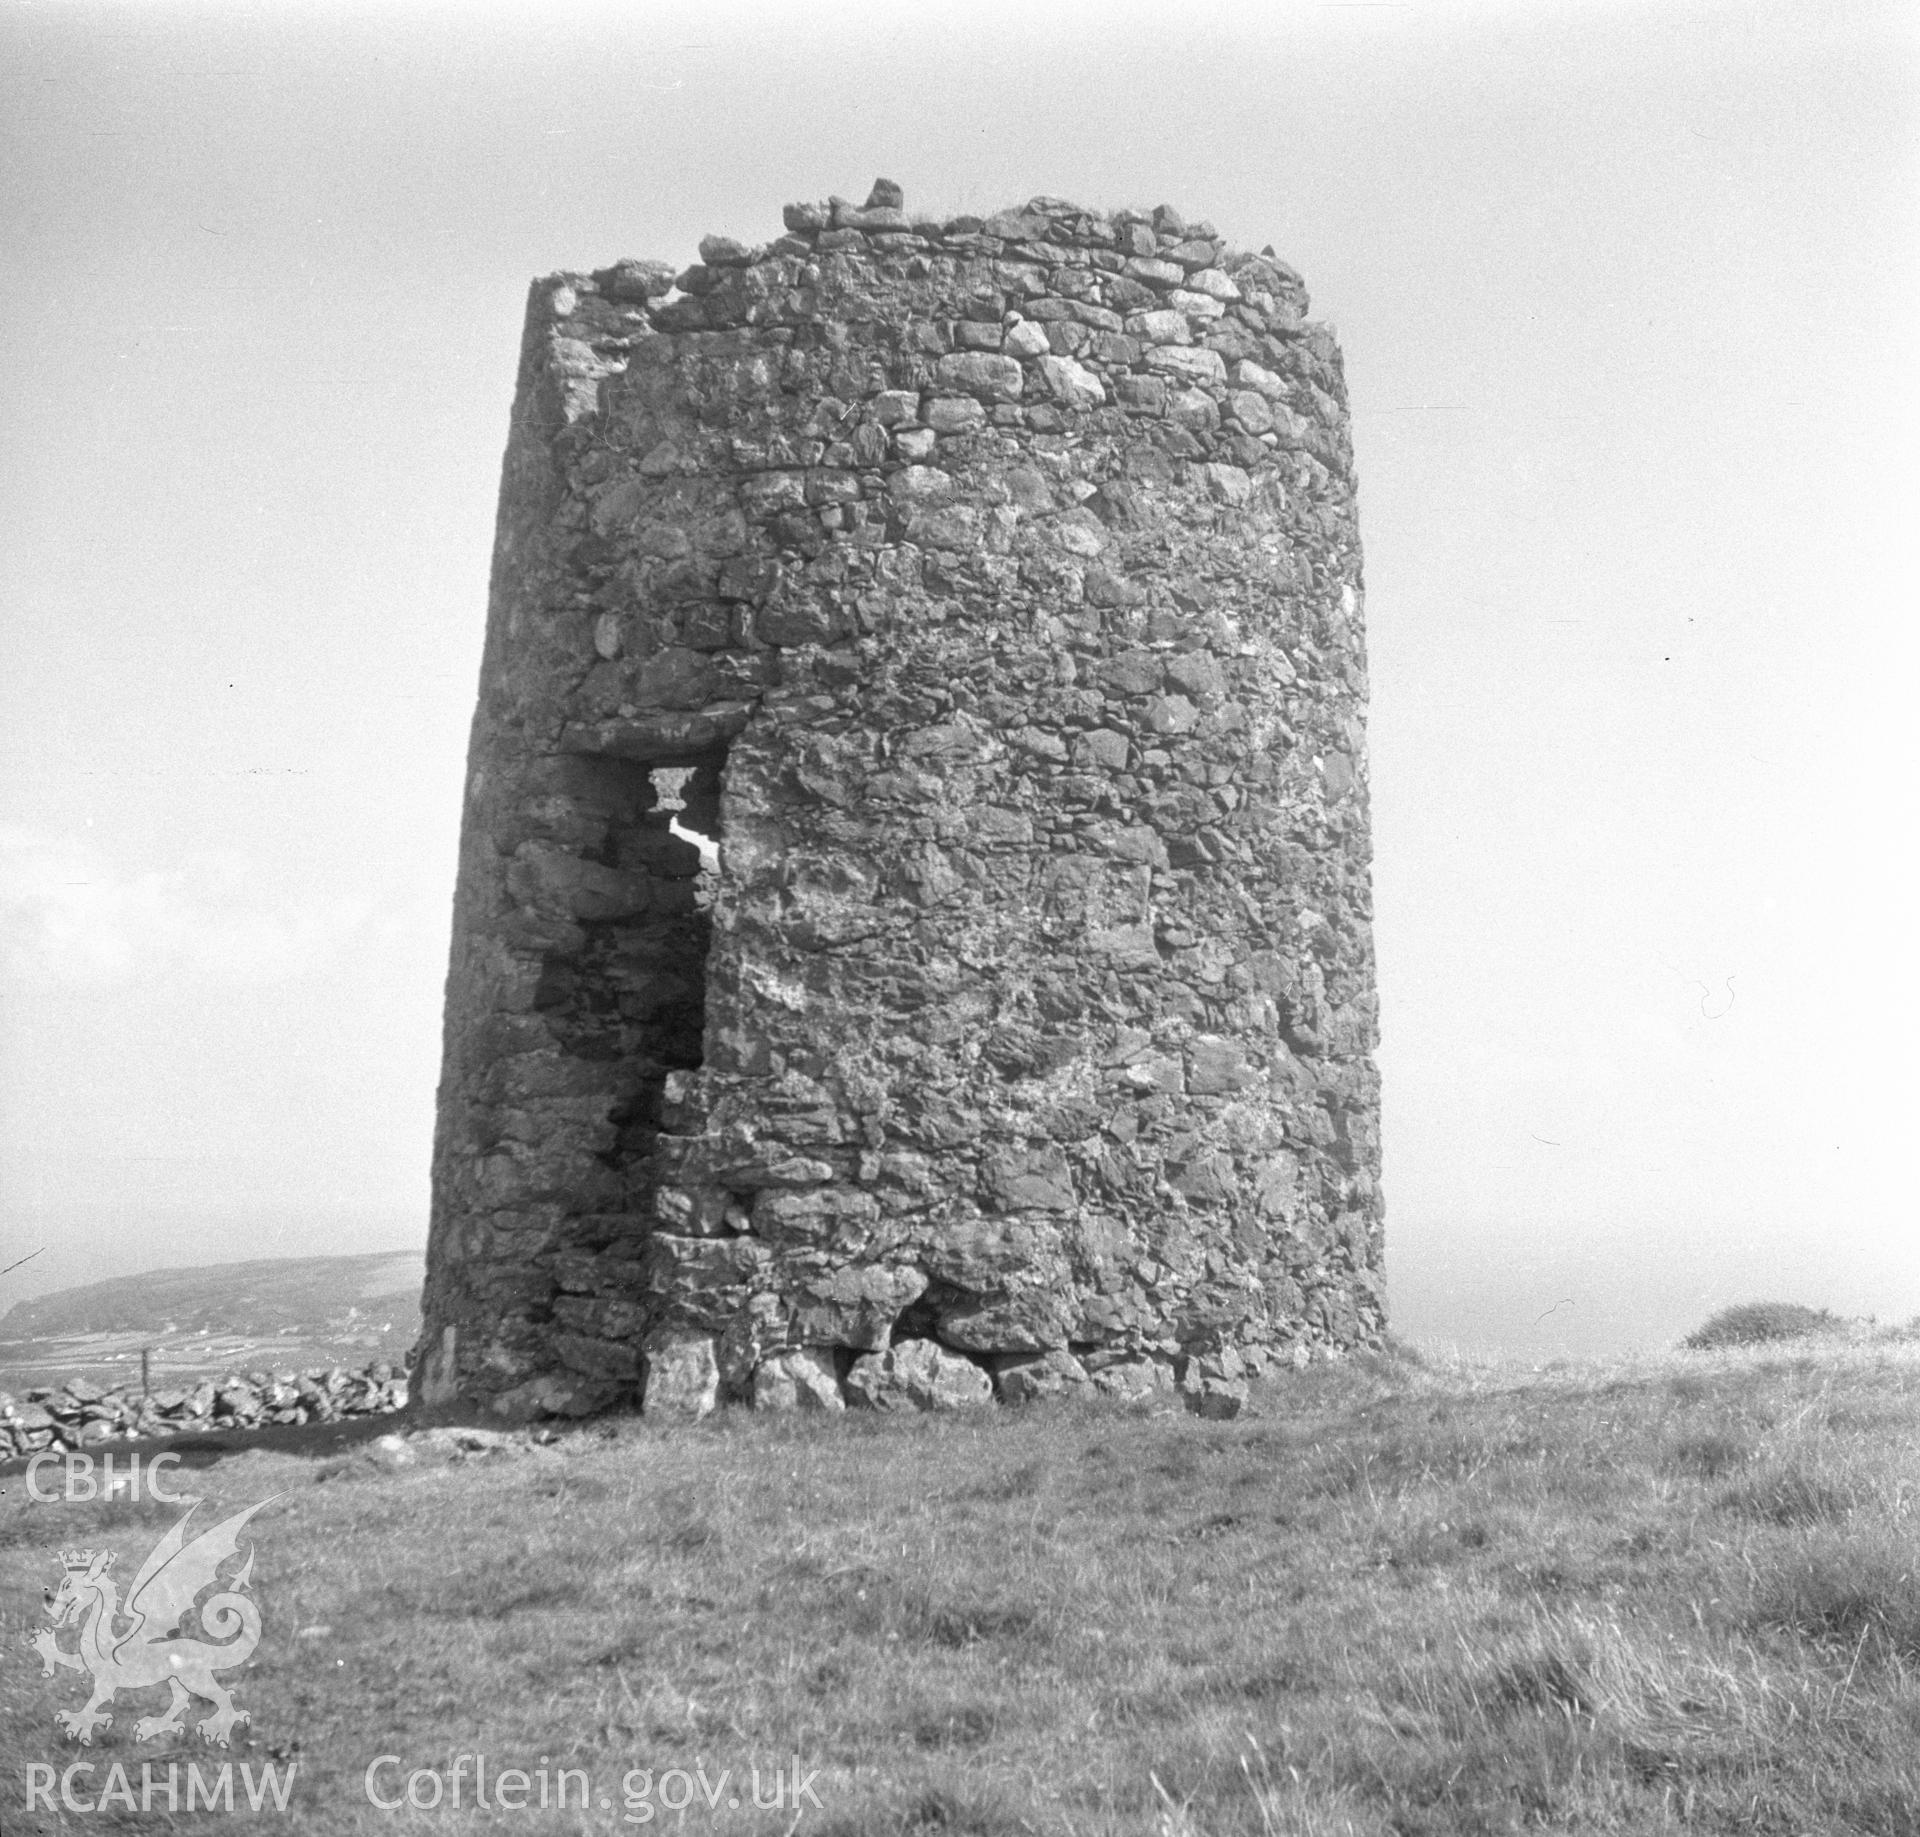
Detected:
[
  {"left": 535, "top": 746, "right": 727, "bottom": 1214},
  {"left": 608, "top": 749, "right": 725, "bottom": 1178}
]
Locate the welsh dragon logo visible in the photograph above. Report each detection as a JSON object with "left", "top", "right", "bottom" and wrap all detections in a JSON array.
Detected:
[{"left": 32, "top": 1496, "right": 276, "bottom": 1746}]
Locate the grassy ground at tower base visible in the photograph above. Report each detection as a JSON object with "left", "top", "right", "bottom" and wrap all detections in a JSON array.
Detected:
[{"left": 3, "top": 1334, "right": 1919, "bottom": 1836}]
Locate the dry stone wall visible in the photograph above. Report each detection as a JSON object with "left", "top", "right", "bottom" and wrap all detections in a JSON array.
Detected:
[
  {"left": 0, "top": 1364, "right": 407, "bottom": 1455},
  {"left": 418, "top": 182, "right": 1383, "bottom": 1422}
]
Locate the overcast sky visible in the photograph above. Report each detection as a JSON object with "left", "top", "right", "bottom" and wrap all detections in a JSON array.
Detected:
[{"left": 2, "top": 0, "right": 1914, "bottom": 1355}]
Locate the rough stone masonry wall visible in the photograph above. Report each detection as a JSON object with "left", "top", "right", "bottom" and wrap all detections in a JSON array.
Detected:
[{"left": 417, "top": 182, "right": 1383, "bottom": 1423}]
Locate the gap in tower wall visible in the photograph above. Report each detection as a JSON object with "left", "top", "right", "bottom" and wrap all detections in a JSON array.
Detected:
[{"left": 525, "top": 747, "right": 728, "bottom": 1219}]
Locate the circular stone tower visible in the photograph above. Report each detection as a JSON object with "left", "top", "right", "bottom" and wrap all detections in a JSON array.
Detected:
[{"left": 417, "top": 182, "right": 1383, "bottom": 1421}]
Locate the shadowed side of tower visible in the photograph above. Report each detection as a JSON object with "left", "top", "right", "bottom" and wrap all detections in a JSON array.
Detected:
[{"left": 417, "top": 184, "right": 1382, "bottom": 1421}]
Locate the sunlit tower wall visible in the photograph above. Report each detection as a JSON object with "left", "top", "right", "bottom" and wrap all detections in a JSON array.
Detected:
[{"left": 417, "top": 182, "right": 1382, "bottom": 1421}]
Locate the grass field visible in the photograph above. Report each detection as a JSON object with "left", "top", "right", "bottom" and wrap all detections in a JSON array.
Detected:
[{"left": 3, "top": 1337, "right": 1918, "bottom": 1834}]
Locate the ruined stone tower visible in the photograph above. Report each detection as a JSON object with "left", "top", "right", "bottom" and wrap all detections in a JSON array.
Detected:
[{"left": 417, "top": 183, "right": 1382, "bottom": 1421}]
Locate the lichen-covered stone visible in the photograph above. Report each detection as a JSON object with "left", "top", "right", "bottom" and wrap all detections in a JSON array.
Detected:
[
  {"left": 845, "top": 1340, "right": 994, "bottom": 1411},
  {"left": 418, "top": 183, "right": 1383, "bottom": 1418},
  {"left": 994, "top": 1348, "right": 1091, "bottom": 1403},
  {"left": 751, "top": 1348, "right": 846, "bottom": 1411},
  {"left": 641, "top": 1331, "right": 719, "bottom": 1418},
  {"left": 1085, "top": 1351, "right": 1179, "bottom": 1403}
]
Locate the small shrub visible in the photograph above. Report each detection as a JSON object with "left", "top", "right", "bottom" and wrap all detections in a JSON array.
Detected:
[{"left": 1683, "top": 1302, "right": 1840, "bottom": 1351}]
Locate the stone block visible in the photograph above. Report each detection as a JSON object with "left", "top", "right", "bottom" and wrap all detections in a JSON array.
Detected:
[
  {"left": 1188, "top": 1035, "right": 1257, "bottom": 1095},
  {"left": 1003, "top": 319, "right": 1050, "bottom": 358},
  {"left": 552, "top": 1332, "right": 642, "bottom": 1383},
  {"left": 1168, "top": 288, "right": 1226, "bottom": 321},
  {"left": 938, "top": 1288, "right": 1077, "bottom": 1353},
  {"left": 1072, "top": 729, "right": 1130, "bottom": 771},
  {"left": 751, "top": 1185, "right": 882, "bottom": 1247},
  {"left": 490, "top": 1373, "right": 612, "bottom": 1421},
  {"left": 641, "top": 1236, "right": 772, "bottom": 1330},
  {"left": 787, "top": 1263, "right": 928, "bottom": 1350},
  {"left": 925, "top": 395, "right": 988, "bottom": 433},
  {"left": 642, "top": 1331, "right": 720, "bottom": 1418},
  {"left": 1085, "top": 1355, "right": 1177, "bottom": 1403},
  {"left": 1201, "top": 463, "right": 1252, "bottom": 505},
  {"left": 890, "top": 464, "right": 954, "bottom": 501},
  {"left": 752, "top": 1348, "right": 846, "bottom": 1411},
  {"left": 845, "top": 1340, "right": 993, "bottom": 1410},
  {"left": 1227, "top": 390, "right": 1274, "bottom": 433},
  {"left": 1124, "top": 255, "right": 1186, "bottom": 288},
  {"left": 1035, "top": 354, "right": 1106, "bottom": 409},
  {"left": 994, "top": 1349, "right": 1091, "bottom": 1403},
  {"left": 981, "top": 1147, "right": 1077, "bottom": 1213},
  {"left": 1185, "top": 1379, "right": 1249, "bottom": 1420},
  {"left": 1144, "top": 345, "right": 1227, "bottom": 385},
  {"left": 933, "top": 352, "right": 1024, "bottom": 401},
  {"left": 1170, "top": 388, "right": 1220, "bottom": 432}
]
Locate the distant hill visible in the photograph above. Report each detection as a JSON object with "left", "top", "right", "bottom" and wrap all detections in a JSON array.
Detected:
[
  {"left": 0, "top": 1251, "right": 424, "bottom": 1341},
  {"left": 0, "top": 1250, "right": 424, "bottom": 1392}
]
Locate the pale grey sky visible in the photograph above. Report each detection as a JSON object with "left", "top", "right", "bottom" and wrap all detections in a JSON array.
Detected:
[{"left": 2, "top": 0, "right": 1914, "bottom": 1353}]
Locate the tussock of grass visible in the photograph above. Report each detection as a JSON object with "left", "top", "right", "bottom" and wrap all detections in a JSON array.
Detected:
[
  {"left": 1667, "top": 1427, "right": 1754, "bottom": 1477},
  {"left": 1752, "top": 1527, "right": 1920, "bottom": 1659},
  {"left": 1717, "top": 1457, "right": 1859, "bottom": 1525},
  {"left": 5, "top": 1338, "right": 1920, "bottom": 1832}
]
